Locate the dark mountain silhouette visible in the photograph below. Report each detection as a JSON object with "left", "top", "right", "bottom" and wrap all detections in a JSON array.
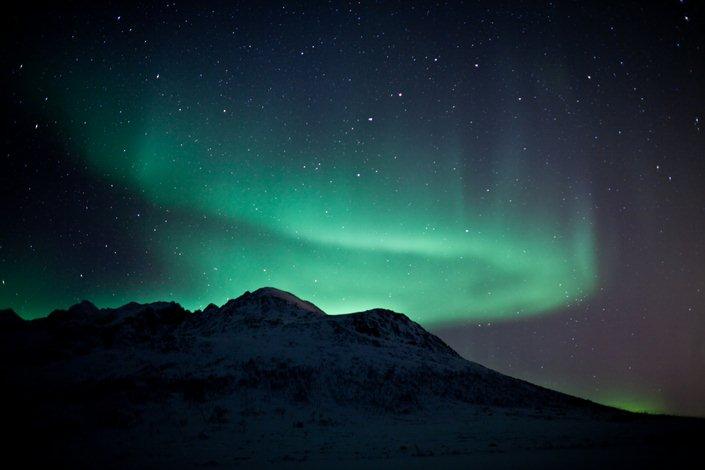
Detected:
[{"left": 2, "top": 287, "right": 703, "bottom": 468}]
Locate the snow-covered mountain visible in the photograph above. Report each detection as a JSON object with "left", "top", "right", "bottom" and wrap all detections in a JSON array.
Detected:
[{"left": 2, "top": 288, "right": 702, "bottom": 468}]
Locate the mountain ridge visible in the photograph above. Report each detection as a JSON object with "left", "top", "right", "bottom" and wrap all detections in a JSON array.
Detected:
[
  {"left": 2, "top": 287, "right": 703, "bottom": 468},
  {"left": 1, "top": 286, "right": 604, "bottom": 412}
]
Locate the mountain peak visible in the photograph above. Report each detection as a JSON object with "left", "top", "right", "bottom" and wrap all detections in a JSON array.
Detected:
[
  {"left": 251, "top": 286, "right": 327, "bottom": 315},
  {"left": 0, "top": 308, "right": 22, "bottom": 328},
  {"left": 219, "top": 287, "right": 327, "bottom": 318}
]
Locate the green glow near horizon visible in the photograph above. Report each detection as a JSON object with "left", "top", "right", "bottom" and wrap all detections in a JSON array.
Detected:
[
  {"left": 4, "top": 60, "right": 598, "bottom": 324},
  {"left": 598, "top": 393, "right": 664, "bottom": 415}
]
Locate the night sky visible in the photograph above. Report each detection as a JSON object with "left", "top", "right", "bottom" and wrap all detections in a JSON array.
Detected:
[{"left": 2, "top": 2, "right": 704, "bottom": 416}]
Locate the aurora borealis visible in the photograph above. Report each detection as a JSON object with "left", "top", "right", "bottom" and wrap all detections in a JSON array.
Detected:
[
  {"left": 2, "top": 2, "right": 704, "bottom": 417},
  {"left": 13, "top": 15, "right": 599, "bottom": 322}
]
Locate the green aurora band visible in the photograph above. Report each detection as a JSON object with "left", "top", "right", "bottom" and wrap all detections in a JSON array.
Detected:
[{"left": 9, "top": 58, "right": 597, "bottom": 323}]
